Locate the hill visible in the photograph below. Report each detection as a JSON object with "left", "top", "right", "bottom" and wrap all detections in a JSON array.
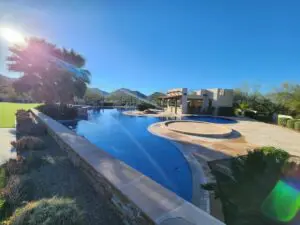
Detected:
[
  {"left": 148, "top": 92, "right": 166, "bottom": 100},
  {"left": 89, "top": 87, "right": 109, "bottom": 96},
  {"left": 0, "top": 74, "right": 15, "bottom": 86},
  {"left": 106, "top": 88, "right": 147, "bottom": 105}
]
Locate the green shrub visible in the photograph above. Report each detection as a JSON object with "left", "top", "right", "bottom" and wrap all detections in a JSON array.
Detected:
[
  {"left": 217, "top": 107, "right": 234, "bottom": 116},
  {"left": 11, "top": 136, "right": 45, "bottom": 153},
  {"left": 6, "top": 197, "right": 83, "bottom": 225},
  {"left": 295, "top": 121, "right": 300, "bottom": 131},
  {"left": 137, "top": 102, "right": 154, "bottom": 111},
  {"left": 206, "top": 146, "right": 290, "bottom": 225},
  {"left": 254, "top": 114, "right": 273, "bottom": 123},
  {"left": 0, "top": 167, "right": 7, "bottom": 189},
  {"left": 0, "top": 197, "right": 11, "bottom": 221},
  {"left": 234, "top": 108, "right": 242, "bottom": 116},
  {"left": 278, "top": 118, "right": 289, "bottom": 127},
  {"left": 4, "top": 159, "right": 26, "bottom": 176},
  {"left": 36, "top": 104, "right": 77, "bottom": 120},
  {"left": 2, "top": 175, "right": 35, "bottom": 208},
  {"left": 244, "top": 110, "right": 256, "bottom": 118},
  {"left": 295, "top": 115, "right": 300, "bottom": 119},
  {"left": 286, "top": 119, "right": 298, "bottom": 129}
]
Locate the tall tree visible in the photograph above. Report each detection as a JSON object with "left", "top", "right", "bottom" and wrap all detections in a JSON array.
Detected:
[
  {"left": 271, "top": 83, "right": 300, "bottom": 116},
  {"left": 7, "top": 38, "right": 90, "bottom": 103}
]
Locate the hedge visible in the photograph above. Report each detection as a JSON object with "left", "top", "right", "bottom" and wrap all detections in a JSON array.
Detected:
[
  {"left": 217, "top": 107, "right": 234, "bottom": 116},
  {"left": 244, "top": 110, "right": 256, "bottom": 118},
  {"left": 295, "top": 121, "right": 300, "bottom": 131},
  {"left": 278, "top": 118, "right": 290, "bottom": 127},
  {"left": 286, "top": 119, "right": 298, "bottom": 129}
]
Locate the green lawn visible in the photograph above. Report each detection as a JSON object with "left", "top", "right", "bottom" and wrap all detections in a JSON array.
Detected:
[{"left": 0, "top": 102, "right": 41, "bottom": 128}]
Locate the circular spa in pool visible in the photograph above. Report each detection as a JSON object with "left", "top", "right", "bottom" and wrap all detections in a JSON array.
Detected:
[{"left": 181, "top": 115, "right": 237, "bottom": 124}]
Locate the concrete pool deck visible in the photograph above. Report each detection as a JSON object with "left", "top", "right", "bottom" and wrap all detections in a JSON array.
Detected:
[{"left": 0, "top": 128, "right": 16, "bottom": 164}]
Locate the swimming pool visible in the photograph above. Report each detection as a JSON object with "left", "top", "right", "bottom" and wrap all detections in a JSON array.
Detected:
[
  {"left": 74, "top": 109, "right": 193, "bottom": 201},
  {"left": 68, "top": 110, "right": 236, "bottom": 202}
]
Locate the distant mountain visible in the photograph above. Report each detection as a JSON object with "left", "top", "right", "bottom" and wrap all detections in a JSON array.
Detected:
[
  {"left": 0, "top": 74, "right": 15, "bottom": 86},
  {"left": 148, "top": 92, "right": 166, "bottom": 100},
  {"left": 106, "top": 88, "right": 147, "bottom": 104},
  {"left": 108, "top": 88, "right": 147, "bottom": 99},
  {"left": 89, "top": 87, "right": 109, "bottom": 96}
]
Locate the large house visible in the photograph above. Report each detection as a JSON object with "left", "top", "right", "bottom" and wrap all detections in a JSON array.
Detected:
[{"left": 159, "top": 88, "right": 234, "bottom": 115}]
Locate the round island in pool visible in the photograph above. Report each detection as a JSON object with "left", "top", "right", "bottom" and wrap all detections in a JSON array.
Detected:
[
  {"left": 182, "top": 115, "right": 237, "bottom": 124},
  {"left": 165, "top": 120, "right": 233, "bottom": 138}
]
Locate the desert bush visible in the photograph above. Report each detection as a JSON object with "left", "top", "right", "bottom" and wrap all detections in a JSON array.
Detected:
[
  {"left": 4, "top": 159, "right": 28, "bottom": 176},
  {"left": 286, "top": 119, "right": 298, "bottom": 129},
  {"left": 217, "top": 107, "right": 234, "bottom": 116},
  {"left": 5, "top": 197, "right": 83, "bottom": 225},
  {"left": 15, "top": 110, "right": 29, "bottom": 117},
  {"left": 278, "top": 118, "right": 289, "bottom": 127},
  {"left": 234, "top": 108, "right": 242, "bottom": 116},
  {"left": 36, "top": 104, "right": 78, "bottom": 120},
  {"left": 11, "top": 136, "right": 45, "bottom": 153},
  {"left": 16, "top": 111, "right": 46, "bottom": 136},
  {"left": 2, "top": 175, "right": 35, "bottom": 208},
  {"left": 137, "top": 102, "right": 153, "bottom": 111},
  {"left": 295, "top": 121, "right": 300, "bottom": 131},
  {"left": 244, "top": 110, "right": 256, "bottom": 118}
]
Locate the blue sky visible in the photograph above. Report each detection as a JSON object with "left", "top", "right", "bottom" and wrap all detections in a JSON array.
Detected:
[{"left": 0, "top": 0, "right": 300, "bottom": 95}]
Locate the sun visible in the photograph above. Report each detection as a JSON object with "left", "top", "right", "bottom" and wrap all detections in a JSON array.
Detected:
[{"left": 0, "top": 27, "right": 25, "bottom": 44}]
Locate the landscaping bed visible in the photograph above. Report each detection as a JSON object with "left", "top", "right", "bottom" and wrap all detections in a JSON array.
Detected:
[{"left": 0, "top": 110, "right": 124, "bottom": 225}]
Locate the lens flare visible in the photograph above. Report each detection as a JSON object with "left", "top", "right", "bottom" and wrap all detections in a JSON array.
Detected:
[
  {"left": 261, "top": 180, "right": 300, "bottom": 222},
  {"left": 0, "top": 27, "right": 25, "bottom": 44}
]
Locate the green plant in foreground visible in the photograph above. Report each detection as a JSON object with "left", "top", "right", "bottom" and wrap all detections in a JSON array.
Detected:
[
  {"left": 204, "top": 147, "right": 290, "bottom": 225},
  {"left": 5, "top": 197, "right": 84, "bottom": 225},
  {"left": 295, "top": 121, "right": 300, "bottom": 131}
]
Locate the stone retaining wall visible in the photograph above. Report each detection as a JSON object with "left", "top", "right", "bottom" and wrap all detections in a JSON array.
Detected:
[{"left": 31, "top": 109, "right": 224, "bottom": 225}]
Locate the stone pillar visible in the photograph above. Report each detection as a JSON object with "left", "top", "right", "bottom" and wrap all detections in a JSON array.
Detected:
[{"left": 181, "top": 88, "right": 188, "bottom": 114}]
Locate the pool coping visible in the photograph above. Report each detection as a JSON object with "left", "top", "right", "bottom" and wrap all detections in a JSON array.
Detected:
[{"left": 147, "top": 123, "right": 211, "bottom": 211}]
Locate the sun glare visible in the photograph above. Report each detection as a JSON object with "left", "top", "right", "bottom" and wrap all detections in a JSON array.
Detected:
[{"left": 0, "top": 27, "right": 25, "bottom": 44}]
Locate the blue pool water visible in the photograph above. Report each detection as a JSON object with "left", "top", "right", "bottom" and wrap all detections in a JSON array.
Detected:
[
  {"left": 70, "top": 109, "right": 236, "bottom": 201},
  {"left": 74, "top": 109, "right": 193, "bottom": 201}
]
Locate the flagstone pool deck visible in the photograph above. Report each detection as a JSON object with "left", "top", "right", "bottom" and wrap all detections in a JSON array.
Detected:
[
  {"left": 149, "top": 117, "right": 300, "bottom": 158},
  {"left": 148, "top": 117, "right": 300, "bottom": 220}
]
